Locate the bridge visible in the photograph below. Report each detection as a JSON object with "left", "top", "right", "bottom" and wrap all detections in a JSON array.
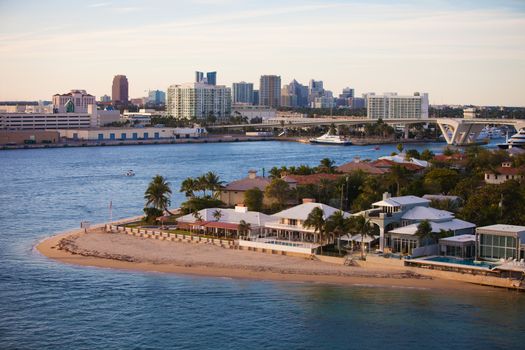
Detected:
[{"left": 209, "top": 117, "right": 525, "bottom": 145}]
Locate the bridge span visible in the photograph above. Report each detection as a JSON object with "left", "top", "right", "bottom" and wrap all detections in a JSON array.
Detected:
[{"left": 209, "top": 117, "right": 525, "bottom": 145}]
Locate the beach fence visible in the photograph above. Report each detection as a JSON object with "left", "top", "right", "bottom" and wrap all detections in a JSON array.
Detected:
[{"left": 104, "top": 224, "right": 235, "bottom": 249}]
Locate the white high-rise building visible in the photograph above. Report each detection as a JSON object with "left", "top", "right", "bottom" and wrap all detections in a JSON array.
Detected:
[
  {"left": 166, "top": 82, "right": 231, "bottom": 119},
  {"left": 367, "top": 92, "right": 429, "bottom": 119}
]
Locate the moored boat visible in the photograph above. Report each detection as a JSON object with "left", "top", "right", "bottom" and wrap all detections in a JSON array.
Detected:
[{"left": 309, "top": 132, "right": 352, "bottom": 145}]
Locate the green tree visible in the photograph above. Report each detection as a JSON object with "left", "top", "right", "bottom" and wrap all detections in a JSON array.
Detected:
[
  {"left": 325, "top": 211, "right": 350, "bottom": 253},
  {"left": 212, "top": 209, "right": 222, "bottom": 222},
  {"left": 423, "top": 168, "right": 460, "bottom": 194},
  {"left": 318, "top": 158, "right": 336, "bottom": 173},
  {"left": 303, "top": 207, "right": 326, "bottom": 253},
  {"left": 180, "top": 177, "right": 197, "bottom": 198},
  {"left": 244, "top": 187, "right": 264, "bottom": 212},
  {"left": 396, "top": 143, "right": 404, "bottom": 154},
  {"left": 265, "top": 178, "right": 291, "bottom": 209},
  {"left": 415, "top": 220, "right": 434, "bottom": 246},
  {"left": 405, "top": 149, "right": 420, "bottom": 160},
  {"left": 388, "top": 165, "right": 410, "bottom": 196},
  {"left": 348, "top": 215, "right": 374, "bottom": 260},
  {"left": 420, "top": 149, "right": 435, "bottom": 161},
  {"left": 204, "top": 171, "right": 224, "bottom": 198},
  {"left": 144, "top": 175, "right": 174, "bottom": 215},
  {"left": 238, "top": 220, "right": 251, "bottom": 239}
]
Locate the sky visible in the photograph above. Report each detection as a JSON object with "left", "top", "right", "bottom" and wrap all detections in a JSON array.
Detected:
[{"left": 0, "top": 0, "right": 524, "bottom": 106}]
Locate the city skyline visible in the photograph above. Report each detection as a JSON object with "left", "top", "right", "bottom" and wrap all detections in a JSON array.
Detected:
[{"left": 1, "top": 0, "right": 525, "bottom": 106}]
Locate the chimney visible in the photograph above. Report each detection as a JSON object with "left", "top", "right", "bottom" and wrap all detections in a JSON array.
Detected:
[
  {"left": 302, "top": 198, "right": 316, "bottom": 204},
  {"left": 248, "top": 170, "right": 257, "bottom": 179},
  {"left": 235, "top": 204, "right": 248, "bottom": 213},
  {"left": 383, "top": 192, "right": 391, "bottom": 200}
]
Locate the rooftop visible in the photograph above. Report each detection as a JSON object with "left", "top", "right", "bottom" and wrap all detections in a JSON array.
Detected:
[
  {"left": 373, "top": 195, "right": 430, "bottom": 207},
  {"left": 273, "top": 202, "right": 349, "bottom": 221},
  {"left": 389, "top": 219, "right": 475, "bottom": 235},
  {"left": 439, "top": 234, "right": 476, "bottom": 243},
  {"left": 178, "top": 207, "right": 273, "bottom": 227},
  {"left": 282, "top": 173, "right": 343, "bottom": 185},
  {"left": 222, "top": 176, "right": 271, "bottom": 192},
  {"left": 336, "top": 161, "right": 388, "bottom": 175},
  {"left": 401, "top": 206, "right": 454, "bottom": 221},
  {"left": 477, "top": 224, "right": 525, "bottom": 234}
]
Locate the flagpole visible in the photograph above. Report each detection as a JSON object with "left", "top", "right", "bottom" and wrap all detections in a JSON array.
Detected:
[{"left": 109, "top": 200, "right": 113, "bottom": 223}]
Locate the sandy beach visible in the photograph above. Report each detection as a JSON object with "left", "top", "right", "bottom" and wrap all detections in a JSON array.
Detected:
[{"left": 35, "top": 228, "right": 496, "bottom": 292}]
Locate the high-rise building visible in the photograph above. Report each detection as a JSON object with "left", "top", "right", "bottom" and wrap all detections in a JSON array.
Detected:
[
  {"left": 147, "top": 90, "right": 166, "bottom": 105},
  {"left": 166, "top": 82, "right": 231, "bottom": 119},
  {"left": 52, "top": 89, "right": 96, "bottom": 113},
  {"left": 308, "top": 79, "right": 324, "bottom": 105},
  {"left": 340, "top": 87, "right": 355, "bottom": 99},
  {"left": 99, "top": 95, "right": 111, "bottom": 103},
  {"left": 232, "top": 82, "right": 254, "bottom": 104},
  {"left": 281, "top": 79, "right": 308, "bottom": 108},
  {"left": 367, "top": 92, "right": 429, "bottom": 119},
  {"left": 259, "top": 75, "right": 281, "bottom": 108},
  {"left": 195, "top": 71, "right": 217, "bottom": 85},
  {"left": 252, "top": 90, "right": 259, "bottom": 105},
  {"left": 112, "top": 75, "right": 129, "bottom": 105}
]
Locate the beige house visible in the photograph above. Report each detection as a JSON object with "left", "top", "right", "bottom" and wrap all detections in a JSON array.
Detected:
[
  {"left": 484, "top": 162, "right": 524, "bottom": 184},
  {"left": 220, "top": 170, "right": 273, "bottom": 206}
]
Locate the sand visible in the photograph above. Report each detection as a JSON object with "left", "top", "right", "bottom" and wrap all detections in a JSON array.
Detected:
[{"left": 36, "top": 228, "right": 492, "bottom": 291}]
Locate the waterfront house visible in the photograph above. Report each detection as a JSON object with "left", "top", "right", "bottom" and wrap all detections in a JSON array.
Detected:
[
  {"left": 265, "top": 199, "right": 350, "bottom": 244},
  {"left": 370, "top": 159, "right": 425, "bottom": 173},
  {"left": 476, "top": 224, "right": 525, "bottom": 261},
  {"left": 177, "top": 205, "right": 273, "bottom": 238},
  {"left": 484, "top": 162, "right": 524, "bottom": 184},
  {"left": 362, "top": 193, "right": 475, "bottom": 254},
  {"left": 438, "top": 234, "right": 476, "bottom": 259},
  {"left": 377, "top": 154, "right": 429, "bottom": 168},
  {"left": 220, "top": 170, "right": 272, "bottom": 207},
  {"left": 281, "top": 173, "right": 343, "bottom": 188}
]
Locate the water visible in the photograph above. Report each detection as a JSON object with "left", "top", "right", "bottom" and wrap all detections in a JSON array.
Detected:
[
  {"left": 1, "top": 141, "right": 524, "bottom": 349},
  {"left": 423, "top": 256, "right": 497, "bottom": 269}
]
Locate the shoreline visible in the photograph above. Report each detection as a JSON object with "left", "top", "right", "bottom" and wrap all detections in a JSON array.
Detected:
[
  {"left": 2, "top": 135, "right": 443, "bottom": 151},
  {"left": 36, "top": 229, "right": 494, "bottom": 292}
]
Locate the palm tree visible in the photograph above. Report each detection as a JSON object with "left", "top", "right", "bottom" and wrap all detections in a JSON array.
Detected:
[
  {"left": 303, "top": 207, "right": 326, "bottom": 254},
  {"left": 325, "top": 211, "right": 349, "bottom": 253},
  {"left": 180, "top": 177, "right": 197, "bottom": 198},
  {"left": 415, "top": 220, "right": 434, "bottom": 246},
  {"left": 196, "top": 175, "right": 208, "bottom": 197},
  {"left": 388, "top": 165, "right": 408, "bottom": 196},
  {"left": 238, "top": 220, "right": 251, "bottom": 239},
  {"left": 349, "top": 215, "right": 374, "bottom": 260},
  {"left": 144, "top": 175, "right": 174, "bottom": 215},
  {"left": 212, "top": 209, "right": 222, "bottom": 222},
  {"left": 318, "top": 158, "right": 336, "bottom": 173},
  {"left": 205, "top": 171, "right": 224, "bottom": 198}
]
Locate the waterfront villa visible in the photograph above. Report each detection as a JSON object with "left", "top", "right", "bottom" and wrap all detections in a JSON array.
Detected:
[
  {"left": 484, "top": 162, "right": 524, "bottom": 184},
  {"left": 336, "top": 160, "right": 388, "bottom": 175},
  {"left": 377, "top": 154, "right": 429, "bottom": 167},
  {"left": 219, "top": 170, "right": 272, "bottom": 207},
  {"left": 265, "top": 200, "right": 350, "bottom": 244},
  {"left": 438, "top": 234, "right": 476, "bottom": 259},
  {"left": 362, "top": 193, "right": 475, "bottom": 254},
  {"left": 281, "top": 173, "right": 343, "bottom": 188},
  {"left": 476, "top": 224, "right": 525, "bottom": 261},
  {"left": 177, "top": 205, "right": 273, "bottom": 238}
]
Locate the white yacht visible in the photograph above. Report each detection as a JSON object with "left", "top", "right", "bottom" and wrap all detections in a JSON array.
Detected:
[
  {"left": 498, "top": 129, "right": 525, "bottom": 149},
  {"left": 309, "top": 132, "right": 352, "bottom": 145}
]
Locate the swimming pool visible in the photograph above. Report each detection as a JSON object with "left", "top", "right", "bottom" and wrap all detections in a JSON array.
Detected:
[{"left": 424, "top": 256, "right": 497, "bottom": 269}]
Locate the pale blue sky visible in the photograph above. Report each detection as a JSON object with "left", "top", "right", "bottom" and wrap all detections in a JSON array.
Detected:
[{"left": 1, "top": 0, "right": 524, "bottom": 105}]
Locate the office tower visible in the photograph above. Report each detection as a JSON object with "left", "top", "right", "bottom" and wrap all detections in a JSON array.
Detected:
[
  {"left": 281, "top": 79, "right": 308, "bottom": 108},
  {"left": 252, "top": 90, "right": 259, "bottom": 105},
  {"left": 99, "top": 95, "right": 111, "bottom": 103},
  {"left": 112, "top": 75, "right": 129, "bottom": 105},
  {"left": 195, "top": 71, "right": 217, "bottom": 85},
  {"left": 232, "top": 82, "right": 254, "bottom": 104},
  {"left": 308, "top": 79, "right": 324, "bottom": 106},
  {"left": 340, "top": 87, "right": 355, "bottom": 99},
  {"left": 147, "top": 90, "right": 166, "bottom": 105},
  {"left": 367, "top": 92, "right": 429, "bottom": 119},
  {"left": 166, "top": 82, "right": 231, "bottom": 119},
  {"left": 259, "top": 75, "right": 281, "bottom": 108},
  {"left": 206, "top": 72, "right": 217, "bottom": 86}
]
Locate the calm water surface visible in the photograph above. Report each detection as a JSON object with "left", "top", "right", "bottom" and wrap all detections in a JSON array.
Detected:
[{"left": 0, "top": 141, "right": 523, "bottom": 349}]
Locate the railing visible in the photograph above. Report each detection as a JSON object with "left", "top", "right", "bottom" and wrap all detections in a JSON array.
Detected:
[{"left": 104, "top": 224, "right": 235, "bottom": 248}]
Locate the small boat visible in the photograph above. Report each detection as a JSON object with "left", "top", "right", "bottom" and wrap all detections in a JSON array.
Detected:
[
  {"left": 309, "top": 132, "right": 352, "bottom": 145},
  {"left": 373, "top": 146, "right": 380, "bottom": 150},
  {"left": 125, "top": 170, "right": 135, "bottom": 176}
]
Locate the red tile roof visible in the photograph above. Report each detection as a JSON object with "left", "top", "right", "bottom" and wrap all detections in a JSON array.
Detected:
[
  {"left": 223, "top": 176, "right": 271, "bottom": 191},
  {"left": 282, "top": 173, "right": 343, "bottom": 185},
  {"left": 337, "top": 161, "right": 387, "bottom": 175},
  {"left": 490, "top": 166, "right": 525, "bottom": 176},
  {"left": 370, "top": 159, "right": 424, "bottom": 172}
]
